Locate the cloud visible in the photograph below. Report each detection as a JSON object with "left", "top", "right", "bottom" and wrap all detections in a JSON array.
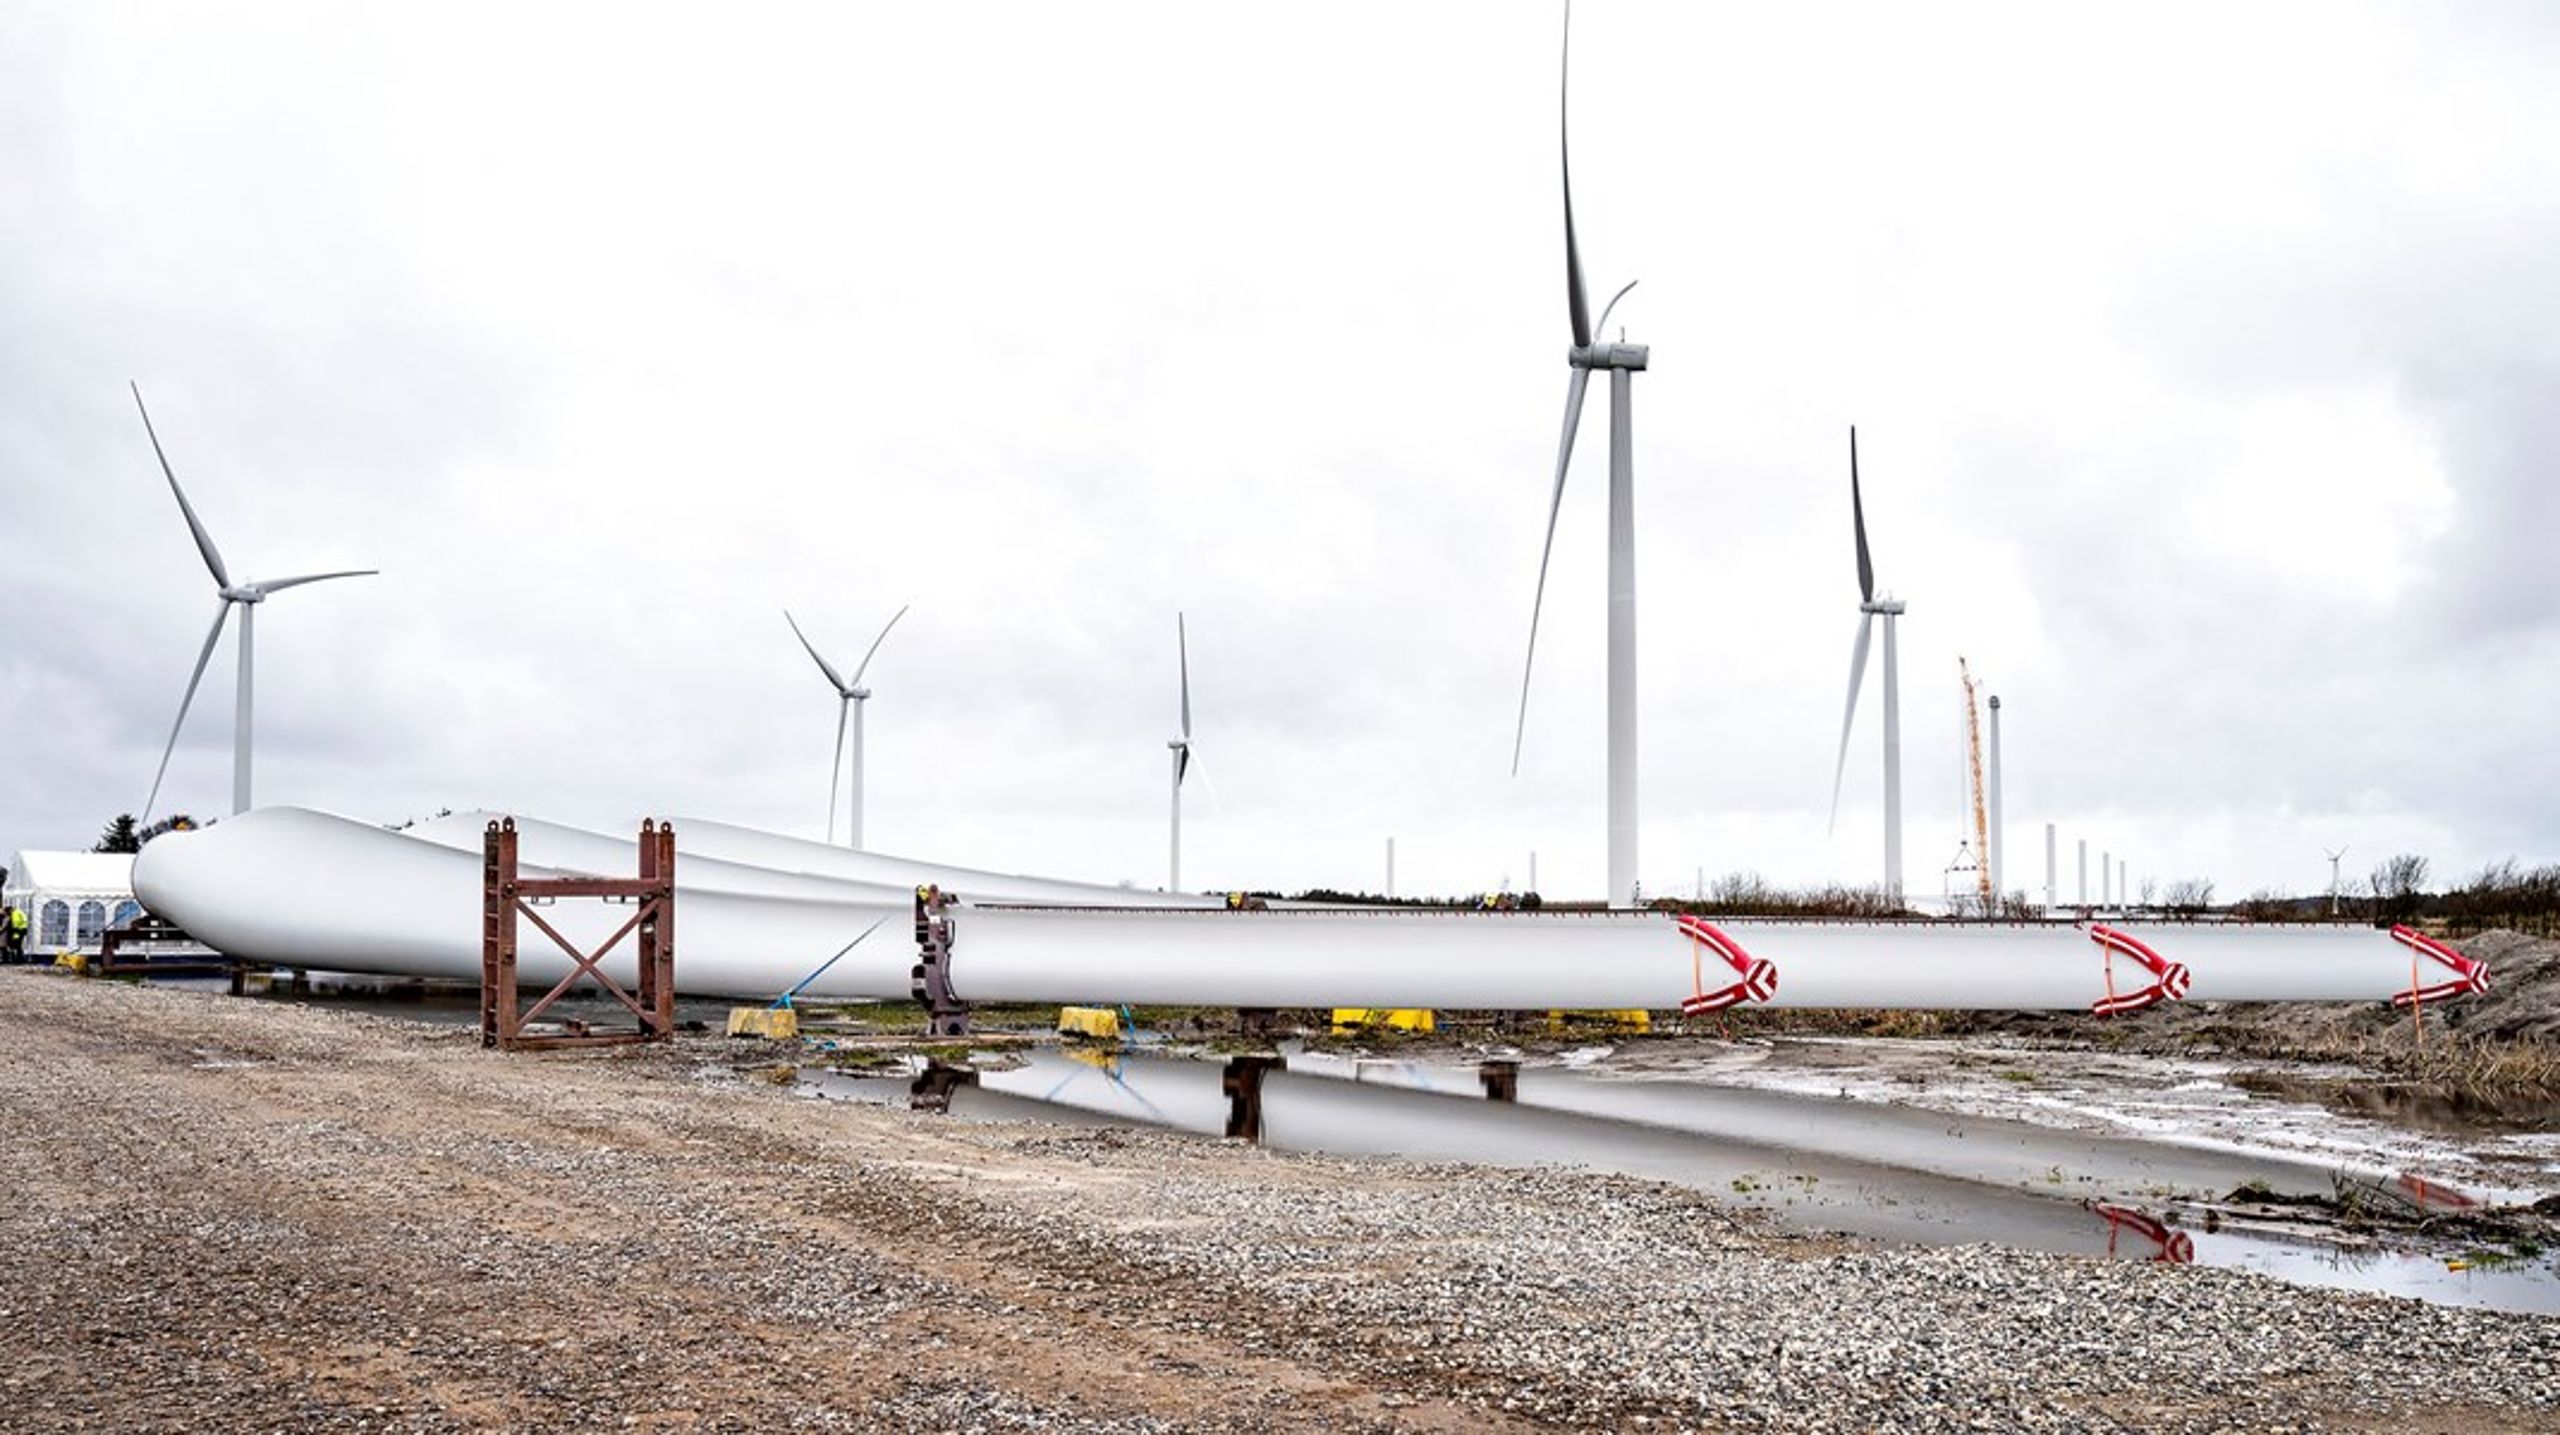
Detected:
[{"left": 1, "top": 2, "right": 2554, "bottom": 904}]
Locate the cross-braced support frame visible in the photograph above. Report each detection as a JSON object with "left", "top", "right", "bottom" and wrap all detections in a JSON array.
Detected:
[{"left": 481, "top": 817, "right": 676, "bottom": 1051}]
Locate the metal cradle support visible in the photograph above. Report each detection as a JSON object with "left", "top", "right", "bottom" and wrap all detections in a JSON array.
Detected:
[
  {"left": 911, "top": 1061, "right": 978, "bottom": 1112},
  {"left": 1221, "top": 1055, "right": 1285, "bottom": 1142},
  {"left": 910, "top": 885, "right": 970, "bottom": 1038},
  {"left": 481, "top": 817, "right": 676, "bottom": 1051}
]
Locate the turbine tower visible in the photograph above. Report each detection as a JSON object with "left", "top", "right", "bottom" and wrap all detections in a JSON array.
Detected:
[
  {"left": 1168, "top": 613, "right": 1193, "bottom": 893},
  {"left": 135, "top": 383, "right": 376, "bottom": 819},
  {"left": 1826, "top": 426, "right": 1907, "bottom": 904},
  {"left": 1512, "top": 1, "right": 1650, "bottom": 909},
  {"left": 784, "top": 605, "right": 908, "bottom": 848}
]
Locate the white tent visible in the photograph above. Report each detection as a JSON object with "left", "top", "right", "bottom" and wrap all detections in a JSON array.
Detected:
[{"left": 4, "top": 850, "right": 140, "bottom": 957}]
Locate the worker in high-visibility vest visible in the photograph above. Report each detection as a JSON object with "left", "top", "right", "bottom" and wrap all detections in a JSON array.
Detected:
[{"left": 4, "top": 904, "right": 27, "bottom": 963}]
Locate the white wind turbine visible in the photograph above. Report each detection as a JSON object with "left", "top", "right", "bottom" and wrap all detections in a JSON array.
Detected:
[
  {"left": 135, "top": 383, "right": 376, "bottom": 820},
  {"left": 1826, "top": 426, "right": 1907, "bottom": 904},
  {"left": 784, "top": 605, "right": 908, "bottom": 849},
  {"left": 1512, "top": 0, "right": 1651, "bottom": 909},
  {"left": 1167, "top": 613, "right": 1194, "bottom": 894}
]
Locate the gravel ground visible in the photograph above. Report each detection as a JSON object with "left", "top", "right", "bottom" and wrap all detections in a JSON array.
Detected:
[{"left": 2, "top": 970, "right": 2554, "bottom": 1432}]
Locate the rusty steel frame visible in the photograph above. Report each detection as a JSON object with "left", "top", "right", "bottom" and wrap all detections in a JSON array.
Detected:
[
  {"left": 909, "top": 884, "right": 970, "bottom": 1037},
  {"left": 481, "top": 817, "right": 676, "bottom": 1051},
  {"left": 96, "top": 914, "right": 236, "bottom": 982}
]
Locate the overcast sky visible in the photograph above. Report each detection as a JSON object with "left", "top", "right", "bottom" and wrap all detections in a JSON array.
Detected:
[{"left": 3, "top": 1, "right": 2554, "bottom": 903}]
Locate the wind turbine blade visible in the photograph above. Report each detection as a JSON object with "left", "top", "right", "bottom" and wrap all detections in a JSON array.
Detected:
[
  {"left": 1560, "top": 1, "right": 1591, "bottom": 349},
  {"left": 783, "top": 610, "right": 851, "bottom": 694},
  {"left": 1511, "top": 366, "right": 1593, "bottom": 776},
  {"left": 1188, "top": 745, "right": 1225, "bottom": 813},
  {"left": 1851, "top": 426, "right": 1875, "bottom": 604},
  {"left": 1177, "top": 745, "right": 1191, "bottom": 788},
  {"left": 143, "top": 601, "right": 233, "bottom": 820},
  {"left": 1826, "top": 612, "right": 1876, "bottom": 834},
  {"left": 131, "top": 382, "right": 232, "bottom": 590},
  {"left": 245, "top": 569, "right": 377, "bottom": 597},
  {"left": 848, "top": 603, "right": 910, "bottom": 688},
  {"left": 827, "top": 696, "right": 848, "bottom": 845},
  {"left": 1592, "top": 279, "right": 1638, "bottom": 344},
  {"left": 1177, "top": 612, "right": 1192, "bottom": 741}
]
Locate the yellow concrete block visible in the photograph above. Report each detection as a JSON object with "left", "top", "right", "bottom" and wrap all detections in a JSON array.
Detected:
[
  {"left": 1331, "top": 1008, "right": 1436, "bottom": 1034},
  {"left": 1547, "top": 1009, "right": 1652, "bottom": 1033},
  {"left": 726, "top": 1006, "right": 800, "bottom": 1040},
  {"left": 1056, "top": 1006, "right": 1122, "bottom": 1041}
]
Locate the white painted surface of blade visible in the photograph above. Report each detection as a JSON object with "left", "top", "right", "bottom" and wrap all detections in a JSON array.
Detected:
[
  {"left": 849, "top": 604, "right": 909, "bottom": 688},
  {"left": 784, "top": 610, "right": 850, "bottom": 694},
  {"left": 827, "top": 696, "right": 849, "bottom": 845},
  {"left": 1511, "top": 366, "right": 1592, "bottom": 776},
  {"left": 246, "top": 569, "right": 376, "bottom": 597},
  {"left": 132, "top": 806, "right": 2491, "bottom": 1009},
  {"left": 144, "top": 601, "right": 233, "bottom": 819},
  {"left": 1851, "top": 426, "right": 1875, "bottom": 604},
  {"left": 1828, "top": 612, "right": 1875, "bottom": 834},
  {"left": 132, "top": 382, "right": 231, "bottom": 590},
  {"left": 1560, "top": 1, "right": 1590, "bottom": 348}
]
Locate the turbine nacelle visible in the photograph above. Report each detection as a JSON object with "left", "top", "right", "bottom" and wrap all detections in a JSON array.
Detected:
[
  {"left": 1859, "top": 596, "right": 1906, "bottom": 617},
  {"left": 1569, "top": 342, "right": 1650, "bottom": 372}
]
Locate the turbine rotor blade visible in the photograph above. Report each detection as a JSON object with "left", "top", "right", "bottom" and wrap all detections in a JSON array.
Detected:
[
  {"left": 1187, "top": 745, "right": 1224, "bottom": 811},
  {"left": 783, "top": 610, "right": 851, "bottom": 694},
  {"left": 1851, "top": 426, "right": 1875, "bottom": 604},
  {"left": 1177, "top": 612, "right": 1191, "bottom": 741},
  {"left": 244, "top": 569, "right": 377, "bottom": 597},
  {"left": 1560, "top": 1, "right": 1590, "bottom": 349},
  {"left": 848, "top": 603, "right": 910, "bottom": 688},
  {"left": 132, "top": 382, "right": 231, "bottom": 590},
  {"left": 1827, "top": 612, "right": 1877, "bottom": 834},
  {"left": 1592, "top": 279, "right": 1637, "bottom": 344},
  {"left": 143, "top": 600, "right": 234, "bottom": 820},
  {"left": 1511, "top": 366, "right": 1593, "bottom": 776},
  {"left": 1177, "top": 744, "right": 1191, "bottom": 788},
  {"left": 827, "top": 696, "right": 848, "bottom": 845}
]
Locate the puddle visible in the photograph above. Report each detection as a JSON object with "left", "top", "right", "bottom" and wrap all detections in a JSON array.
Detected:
[
  {"left": 805, "top": 1048, "right": 2560, "bottom": 1316},
  {"left": 2228, "top": 1070, "right": 2560, "bottom": 1136},
  {"left": 1672, "top": 1035, "right": 2560, "bottom": 1199}
]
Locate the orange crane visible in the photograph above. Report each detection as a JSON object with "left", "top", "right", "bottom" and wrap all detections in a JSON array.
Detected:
[{"left": 1959, "top": 658, "right": 1994, "bottom": 913}]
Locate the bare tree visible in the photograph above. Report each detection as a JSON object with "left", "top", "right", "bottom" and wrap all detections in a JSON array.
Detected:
[
  {"left": 2162, "top": 877, "right": 2215, "bottom": 915},
  {"left": 2370, "top": 853, "right": 2431, "bottom": 924}
]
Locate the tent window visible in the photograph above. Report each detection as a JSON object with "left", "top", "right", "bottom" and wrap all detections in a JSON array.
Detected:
[
  {"left": 39, "top": 900, "right": 69, "bottom": 946},
  {"left": 75, "top": 900, "right": 107, "bottom": 944},
  {"left": 112, "top": 900, "right": 144, "bottom": 929}
]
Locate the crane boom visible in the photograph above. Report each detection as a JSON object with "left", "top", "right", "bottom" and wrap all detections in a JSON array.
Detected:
[{"left": 1959, "top": 658, "right": 1994, "bottom": 912}]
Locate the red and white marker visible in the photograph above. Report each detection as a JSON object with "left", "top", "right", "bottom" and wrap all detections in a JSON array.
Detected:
[{"left": 1676, "top": 915, "right": 1780, "bottom": 1016}]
